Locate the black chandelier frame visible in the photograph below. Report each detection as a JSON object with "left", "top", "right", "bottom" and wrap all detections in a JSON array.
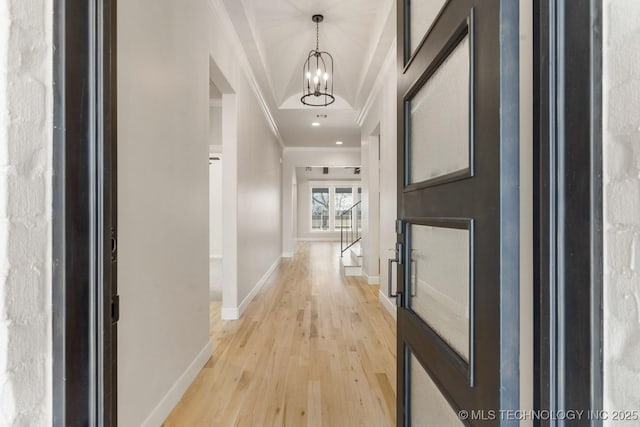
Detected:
[{"left": 301, "top": 14, "right": 335, "bottom": 107}]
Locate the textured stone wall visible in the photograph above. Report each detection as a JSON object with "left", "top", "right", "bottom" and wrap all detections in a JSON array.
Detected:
[
  {"left": 603, "top": 0, "right": 640, "bottom": 421},
  {"left": 0, "top": 0, "right": 52, "bottom": 425}
]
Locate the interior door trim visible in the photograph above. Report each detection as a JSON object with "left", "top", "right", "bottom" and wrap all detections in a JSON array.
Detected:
[
  {"left": 52, "top": 0, "right": 118, "bottom": 425},
  {"left": 533, "top": 0, "right": 603, "bottom": 423}
]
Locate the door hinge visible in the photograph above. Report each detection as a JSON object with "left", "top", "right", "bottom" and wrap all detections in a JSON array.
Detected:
[
  {"left": 395, "top": 219, "right": 405, "bottom": 235},
  {"left": 111, "top": 295, "right": 120, "bottom": 323}
]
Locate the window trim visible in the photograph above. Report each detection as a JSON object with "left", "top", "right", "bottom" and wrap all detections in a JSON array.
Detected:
[{"left": 309, "top": 181, "right": 361, "bottom": 233}]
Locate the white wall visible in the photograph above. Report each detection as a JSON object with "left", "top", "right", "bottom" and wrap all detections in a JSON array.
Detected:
[
  {"left": 208, "top": 105, "right": 222, "bottom": 262},
  {"left": 359, "top": 42, "right": 398, "bottom": 312},
  {"left": 282, "top": 148, "right": 361, "bottom": 256},
  {"left": 0, "top": 0, "right": 52, "bottom": 424},
  {"left": 206, "top": 1, "right": 283, "bottom": 319},
  {"left": 361, "top": 132, "right": 381, "bottom": 284},
  {"left": 209, "top": 105, "right": 222, "bottom": 262},
  {"left": 603, "top": 0, "right": 640, "bottom": 418},
  {"left": 209, "top": 157, "right": 222, "bottom": 258},
  {"left": 292, "top": 176, "right": 297, "bottom": 244},
  {"left": 117, "top": 1, "right": 212, "bottom": 425},
  {"left": 209, "top": 105, "right": 222, "bottom": 146},
  {"left": 220, "top": 93, "right": 239, "bottom": 316},
  {"left": 235, "top": 81, "right": 282, "bottom": 306},
  {"left": 117, "top": 0, "right": 283, "bottom": 424}
]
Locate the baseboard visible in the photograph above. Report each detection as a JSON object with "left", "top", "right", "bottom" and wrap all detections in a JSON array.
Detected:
[
  {"left": 379, "top": 290, "right": 397, "bottom": 319},
  {"left": 219, "top": 257, "right": 281, "bottom": 320},
  {"left": 221, "top": 307, "right": 239, "bottom": 320},
  {"left": 363, "top": 273, "right": 380, "bottom": 285},
  {"left": 343, "top": 265, "right": 362, "bottom": 276},
  {"left": 142, "top": 340, "right": 212, "bottom": 426},
  {"left": 281, "top": 252, "right": 293, "bottom": 258},
  {"left": 237, "top": 257, "right": 280, "bottom": 316}
]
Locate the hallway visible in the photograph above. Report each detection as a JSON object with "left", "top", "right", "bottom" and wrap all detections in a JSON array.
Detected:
[{"left": 164, "top": 242, "right": 396, "bottom": 426}]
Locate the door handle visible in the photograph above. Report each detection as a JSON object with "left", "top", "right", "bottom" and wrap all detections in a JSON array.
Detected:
[
  {"left": 387, "top": 256, "right": 399, "bottom": 299},
  {"left": 388, "top": 243, "right": 404, "bottom": 306}
]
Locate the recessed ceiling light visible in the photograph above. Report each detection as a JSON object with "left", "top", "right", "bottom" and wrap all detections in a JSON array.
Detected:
[
  {"left": 336, "top": 141, "right": 343, "bottom": 145},
  {"left": 312, "top": 122, "right": 320, "bottom": 127}
]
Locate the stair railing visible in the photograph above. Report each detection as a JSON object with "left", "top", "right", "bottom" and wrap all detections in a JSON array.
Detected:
[{"left": 340, "top": 200, "right": 362, "bottom": 256}]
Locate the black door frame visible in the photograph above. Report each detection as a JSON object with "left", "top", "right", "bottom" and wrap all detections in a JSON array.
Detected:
[
  {"left": 52, "top": 0, "right": 118, "bottom": 425},
  {"left": 48, "top": 0, "right": 603, "bottom": 424},
  {"left": 534, "top": 0, "right": 603, "bottom": 424}
]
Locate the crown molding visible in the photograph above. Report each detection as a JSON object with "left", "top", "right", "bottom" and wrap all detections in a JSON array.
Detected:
[
  {"left": 354, "top": 0, "right": 395, "bottom": 102},
  {"left": 208, "top": 0, "right": 285, "bottom": 149},
  {"left": 356, "top": 39, "right": 396, "bottom": 127}
]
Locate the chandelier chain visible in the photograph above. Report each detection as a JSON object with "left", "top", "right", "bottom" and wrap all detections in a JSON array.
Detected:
[{"left": 316, "top": 22, "right": 320, "bottom": 51}]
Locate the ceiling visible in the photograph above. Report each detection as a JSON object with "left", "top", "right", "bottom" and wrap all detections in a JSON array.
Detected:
[{"left": 222, "top": 0, "right": 395, "bottom": 148}]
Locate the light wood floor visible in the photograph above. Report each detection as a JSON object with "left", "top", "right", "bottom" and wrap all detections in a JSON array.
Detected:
[{"left": 164, "top": 242, "right": 397, "bottom": 427}]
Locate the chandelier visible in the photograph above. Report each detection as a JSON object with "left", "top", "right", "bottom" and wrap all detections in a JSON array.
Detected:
[{"left": 301, "top": 15, "right": 335, "bottom": 107}]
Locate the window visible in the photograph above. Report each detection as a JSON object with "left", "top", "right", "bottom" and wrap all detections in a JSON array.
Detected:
[
  {"left": 311, "top": 187, "right": 330, "bottom": 230},
  {"left": 310, "top": 183, "right": 361, "bottom": 232},
  {"left": 334, "top": 187, "right": 354, "bottom": 229}
]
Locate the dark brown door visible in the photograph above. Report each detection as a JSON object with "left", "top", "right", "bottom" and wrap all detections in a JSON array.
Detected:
[{"left": 393, "top": 1, "right": 520, "bottom": 425}]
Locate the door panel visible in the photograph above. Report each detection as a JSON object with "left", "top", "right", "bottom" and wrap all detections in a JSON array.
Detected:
[
  {"left": 396, "top": 0, "right": 520, "bottom": 425},
  {"left": 410, "top": 352, "right": 464, "bottom": 427},
  {"left": 408, "top": 34, "right": 471, "bottom": 185},
  {"left": 408, "top": 222, "right": 471, "bottom": 362},
  {"left": 407, "top": 0, "right": 448, "bottom": 64}
]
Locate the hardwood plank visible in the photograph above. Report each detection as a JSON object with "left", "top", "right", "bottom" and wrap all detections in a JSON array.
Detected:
[{"left": 164, "top": 242, "right": 396, "bottom": 426}]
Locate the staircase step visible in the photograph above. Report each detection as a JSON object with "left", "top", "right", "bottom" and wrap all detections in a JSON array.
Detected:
[
  {"left": 340, "top": 256, "right": 360, "bottom": 267},
  {"left": 343, "top": 265, "right": 362, "bottom": 276},
  {"left": 341, "top": 247, "right": 362, "bottom": 276},
  {"left": 349, "top": 244, "right": 362, "bottom": 258},
  {"left": 349, "top": 248, "right": 361, "bottom": 266}
]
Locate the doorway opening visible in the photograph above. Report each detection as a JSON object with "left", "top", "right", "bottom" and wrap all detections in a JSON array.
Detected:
[
  {"left": 208, "top": 57, "right": 241, "bottom": 320},
  {"left": 209, "top": 82, "right": 223, "bottom": 303}
]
